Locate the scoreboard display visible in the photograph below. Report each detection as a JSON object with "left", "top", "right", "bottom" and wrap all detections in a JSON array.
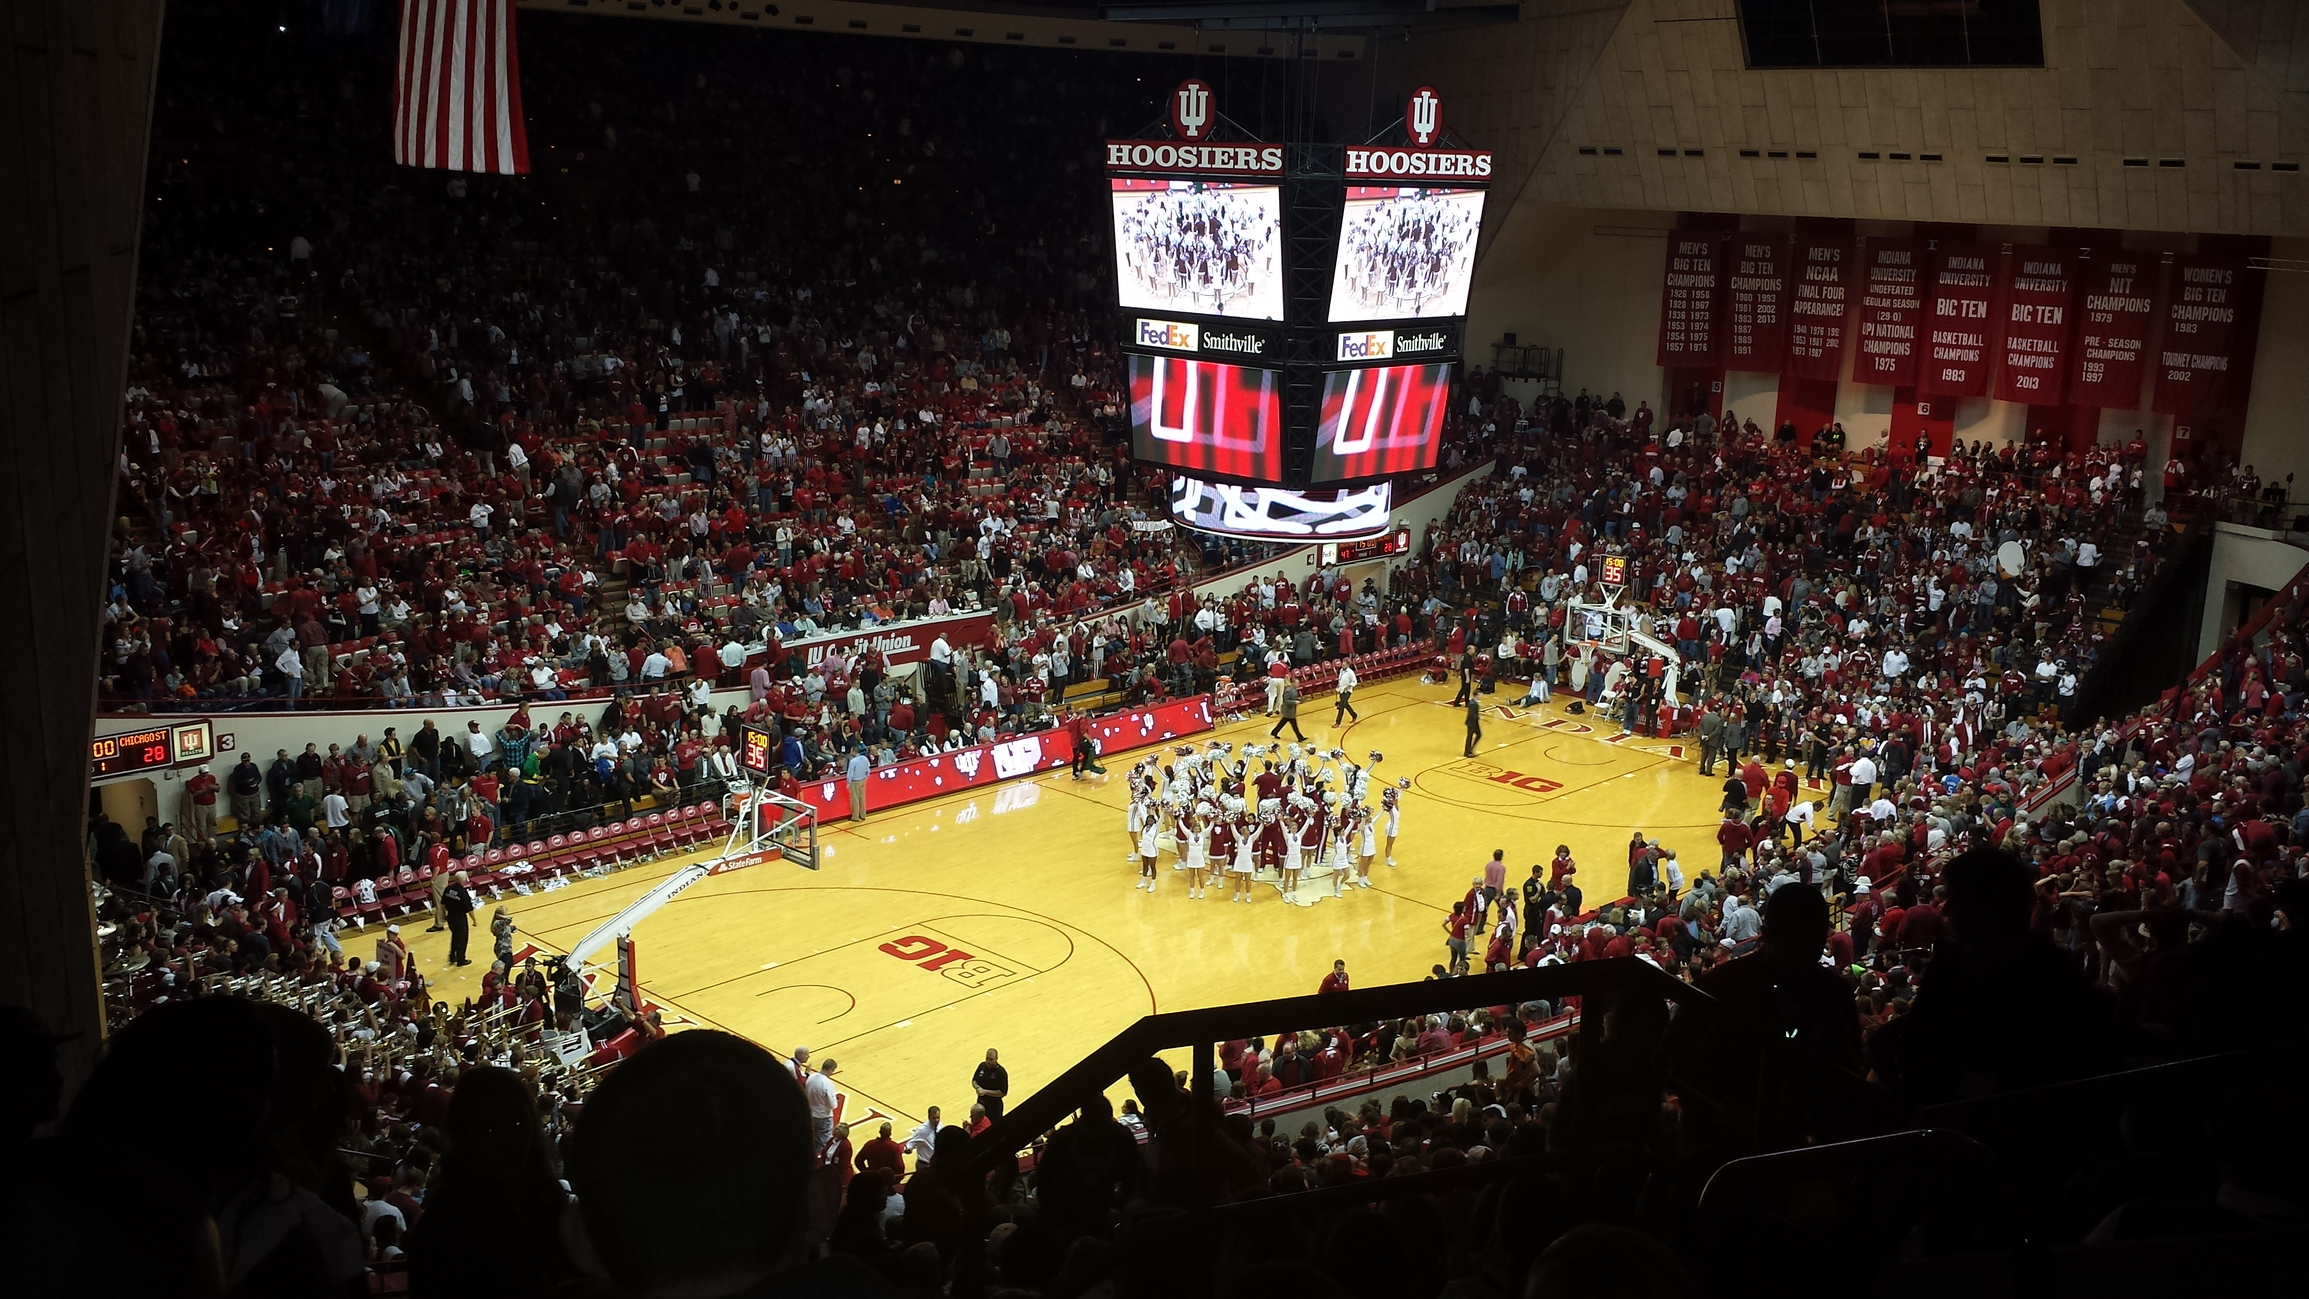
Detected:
[
  {"left": 1108, "top": 81, "right": 1487, "bottom": 513},
  {"left": 738, "top": 725, "right": 776, "bottom": 776},
  {"left": 91, "top": 719, "right": 214, "bottom": 783}
]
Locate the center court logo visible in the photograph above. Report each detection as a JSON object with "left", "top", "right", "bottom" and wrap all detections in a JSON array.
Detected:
[
  {"left": 1136, "top": 318, "right": 1199, "bottom": 352},
  {"left": 1336, "top": 331, "right": 1395, "bottom": 361},
  {"left": 1415, "top": 758, "right": 1565, "bottom": 802}
]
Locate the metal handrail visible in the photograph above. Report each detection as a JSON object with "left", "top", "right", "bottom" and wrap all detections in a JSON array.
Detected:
[{"left": 946, "top": 958, "right": 1709, "bottom": 1184}]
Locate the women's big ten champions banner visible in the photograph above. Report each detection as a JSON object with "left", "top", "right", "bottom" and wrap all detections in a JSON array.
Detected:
[
  {"left": 1785, "top": 239, "right": 1853, "bottom": 382},
  {"left": 2069, "top": 252, "right": 2159, "bottom": 409},
  {"left": 1917, "top": 242, "right": 1999, "bottom": 398},
  {"left": 1656, "top": 231, "right": 1726, "bottom": 368},
  {"left": 2153, "top": 253, "right": 2249, "bottom": 418},
  {"left": 1722, "top": 235, "right": 1790, "bottom": 373},
  {"left": 1856, "top": 240, "right": 1927, "bottom": 387},
  {"left": 1992, "top": 246, "right": 2077, "bottom": 406}
]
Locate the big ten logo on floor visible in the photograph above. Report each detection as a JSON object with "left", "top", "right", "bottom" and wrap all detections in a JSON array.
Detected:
[
  {"left": 878, "top": 932, "right": 1020, "bottom": 990},
  {"left": 1413, "top": 758, "right": 1565, "bottom": 805}
]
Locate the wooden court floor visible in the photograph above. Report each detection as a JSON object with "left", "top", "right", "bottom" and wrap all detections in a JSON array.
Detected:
[{"left": 398, "top": 678, "right": 1735, "bottom": 1130}]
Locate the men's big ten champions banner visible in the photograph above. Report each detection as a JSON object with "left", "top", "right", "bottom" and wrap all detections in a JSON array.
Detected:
[
  {"left": 1917, "top": 242, "right": 1999, "bottom": 398},
  {"left": 1723, "top": 236, "right": 1790, "bottom": 373},
  {"left": 1856, "top": 240, "right": 1926, "bottom": 387},
  {"left": 2153, "top": 254, "right": 2249, "bottom": 418},
  {"left": 1656, "top": 232, "right": 1726, "bottom": 368},
  {"left": 2070, "top": 253, "right": 2159, "bottom": 409},
  {"left": 1786, "top": 239, "right": 1853, "bottom": 382},
  {"left": 1992, "top": 246, "right": 2077, "bottom": 406}
]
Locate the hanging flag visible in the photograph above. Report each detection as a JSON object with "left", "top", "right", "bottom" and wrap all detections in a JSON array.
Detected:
[{"left": 393, "top": 0, "right": 530, "bottom": 175}]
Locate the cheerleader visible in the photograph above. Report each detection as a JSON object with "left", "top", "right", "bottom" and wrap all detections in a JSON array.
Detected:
[
  {"left": 1208, "top": 807, "right": 1237, "bottom": 902},
  {"left": 1298, "top": 796, "right": 1326, "bottom": 902},
  {"left": 1135, "top": 802, "right": 1163, "bottom": 892},
  {"left": 1228, "top": 811, "right": 1259, "bottom": 902},
  {"left": 1125, "top": 779, "right": 1151, "bottom": 865},
  {"left": 1381, "top": 782, "right": 1408, "bottom": 866},
  {"left": 1279, "top": 800, "right": 1309, "bottom": 904},
  {"left": 1181, "top": 804, "right": 1212, "bottom": 899},
  {"left": 1353, "top": 804, "right": 1378, "bottom": 888},
  {"left": 1325, "top": 808, "right": 1355, "bottom": 897}
]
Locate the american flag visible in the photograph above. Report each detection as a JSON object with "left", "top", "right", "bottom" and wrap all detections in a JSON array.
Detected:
[{"left": 393, "top": 0, "right": 530, "bottom": 175}]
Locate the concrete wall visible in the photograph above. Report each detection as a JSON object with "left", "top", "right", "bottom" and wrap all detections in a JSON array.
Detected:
[
  {"left": 2238, "top": 237, "right": 2309, "bottom": 496},
  {"left": 1465, "top": 205, "right": 1675, "bottom": 410},
  {"left": 2198, "top": 521, "right": 2309, "bottom": 659}
]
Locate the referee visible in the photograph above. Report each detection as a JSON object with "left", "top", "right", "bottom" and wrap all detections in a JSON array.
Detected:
[
  {"left": 1464, "top": 693, "right": 1484, "bottom": 757},
  {"left": 1334, "top": 663, "right": 1360, "bottom": 725}
]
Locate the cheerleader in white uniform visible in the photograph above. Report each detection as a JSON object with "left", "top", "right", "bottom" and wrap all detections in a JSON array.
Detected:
[
  {"left": 1135, "top": 804, "right": 1163, "bottom": 892},
  {"left": 1353, "top": 804, "right": 1378, "bottom": 888},
  {"left": 1382, "top": 782, "right": 1407, "bottom": 867},
  {"left": 1325, "top": 810, "right": 1355, "bottom": 897},
  {"left": 1228, "top": 811, "right": 1259, "bottom": 903},
  {"left": 1181, "top": 804, "right": 1212, "bottom": 899},
  {"left": 1125, "top": 786, "right": 1149, "bottom": 865},
  {"left": 1279, "top": 800, "right": 1309, "bottom": 904}
]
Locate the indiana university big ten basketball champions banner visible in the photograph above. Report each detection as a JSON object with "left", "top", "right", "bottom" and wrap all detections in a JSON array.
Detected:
[
  {"left": 1656, "top": 232, "right": 1726, "bottom": 367},
  {"left": 1993, "top": 247, "right": 2077, "bottom": 406},
  {"left": 1722, "top": 236, "right": 1790, "bottom": 373},
  {"left": 1785, "top": 239, "right": 1853, "bottom": 382},
  {"left": 2153, "top": 254, "right": 2249, "bottom": 418},
  {"left": 1918, "top": 242, "right": 1998, "bottom": 398}
]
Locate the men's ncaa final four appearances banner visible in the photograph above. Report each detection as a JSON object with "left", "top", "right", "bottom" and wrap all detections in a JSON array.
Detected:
[
  {"left": 1786, "top": 239, "right": 1853, "bottom": 382},
  {"left": 1993, "top": 247, "right": 2077, "bottom": 406},
  {"left": 1656, "top": 232, "right": 1725, "bottom": 367}
]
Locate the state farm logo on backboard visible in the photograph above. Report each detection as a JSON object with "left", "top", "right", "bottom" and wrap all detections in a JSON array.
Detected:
[
  {"left": 1407, "top": 86, "right": 1443, "bottom": 147},
  {"left": 1171, "top": 78, "right": 1215, "bottom": 141}
]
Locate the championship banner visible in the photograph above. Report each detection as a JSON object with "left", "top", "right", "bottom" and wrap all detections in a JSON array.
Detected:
[
  {"left": 1855, "top": 240, "right": 1927, "bottom": 387},
  {"left": 799, "top": 695, "right": 1217, "bottom": 822},
  {"left": 2070, "top": 253, "right": 2159, "bottom": 409},
  {"left": 1656, "top": 231, "right": 1726, "bottom": 368},
  {"left": 1786, "top": 239, "right": 1853, "bottom": 382},
  {"left": 1917, "top": 242, "right": 1998, "bottom": 398},
  {"left": 1992, "top": 246, "right": 2078, "bottom": 405},
  {"left": 1723, "top": 235, "right": 1790, "bottom": 373},
  {"left": 2152, "top": 254, "right": 2248, "bottom": 418}
]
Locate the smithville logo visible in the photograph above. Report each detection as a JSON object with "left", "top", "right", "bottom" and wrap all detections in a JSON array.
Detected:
[
  {"left": 1336, "top": 331, "right": 1394, "bottom": 362},
  {"left": 1395, "top": 331, "right": 1448, "bottom": 354},
  {"left": 1407, "top": 86, "right": 1443, "bottom": 148},
  {"left": 1202, "top": 331, "right": 1266, "bottom": 355},
  {"left": 1136, "top": 318, "right": 1199, "bottom": 352},
  {"left": 1171, "top": 78, "right": 1214, "bottom": 141}
]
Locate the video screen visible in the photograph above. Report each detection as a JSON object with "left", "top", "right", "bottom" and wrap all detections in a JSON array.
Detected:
[
  {"left": 1170, "top": 476, "right": 1395, "bottom": 541},
  {"left": 1327, "top": 187, "right": 1486, "bottom": 323},
  {"left": 1128, "top": 355, "right": 1285, "bottom": 483},
  {"left": 1110, "top": 179, "right": 1284, "bottom": 321},
  {"left": 1311, "top": 362, "right": 1453, "bottom": 484}
]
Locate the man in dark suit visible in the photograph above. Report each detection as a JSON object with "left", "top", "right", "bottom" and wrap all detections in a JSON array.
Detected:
[{"left": 442, "top": 871, "right": 477, "bottom": 966}]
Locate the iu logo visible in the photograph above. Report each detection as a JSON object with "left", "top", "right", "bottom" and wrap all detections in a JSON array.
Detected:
[
  {"left": 1171, "top": 78, "right": 1215, "bottom": 141},
  {"left": 1406, "top": 85, "right": 1443, "bottom": 148}
]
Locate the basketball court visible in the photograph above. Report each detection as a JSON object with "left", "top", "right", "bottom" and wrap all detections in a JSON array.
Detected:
[{"left": 397, "top": 676, "right": 1746, "bottom": 1129}]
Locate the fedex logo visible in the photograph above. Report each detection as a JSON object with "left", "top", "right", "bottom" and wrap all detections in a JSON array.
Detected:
[
  {"left": 1136, "top": 318, "right": 1200, "bottom": 352},
  {"left": 1336, "top": 331, "right": 1395, "bottom": 361}
]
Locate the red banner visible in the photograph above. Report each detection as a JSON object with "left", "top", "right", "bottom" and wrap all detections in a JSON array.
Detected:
[
  {"left": 1785, "top": 239, "right": 1852, "bottom": 382},
  {"left": 2153, "top": 254, "right": 2248, "bottom": 418},
  {"left": 1917, "top": 242, "right": 1998, "bottom": 398},
  {"left": 799, "top": 695, "right": 1216, "bottom": 821},
  {"left": 1855, "top": 240, "right": 1927, "bottom": 387},
  {"left": 1723, "top": 235, "right": 1790, "bottom": 373},
  {"left": 1656, "top": 232, "right": 1725, "bottom": 368},
  {"left": 785, "top": 611, "right": 999, "bottom": 671},
  {"left": 1992, "top": 246, "right": 2078, "bottom": 405},
  {"left": 2070, "top": 253, "right": 2159, "bottom": 409}
]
